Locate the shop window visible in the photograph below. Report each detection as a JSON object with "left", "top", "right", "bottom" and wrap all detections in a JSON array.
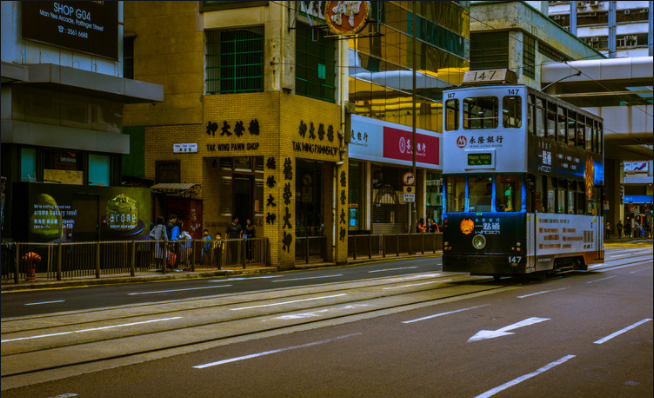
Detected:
[
  {"left": 296, "top": 24, "right": 336, "bottom": 103},
  {"left": 468, "top": 176, "right": 493, "bottom": 212},
  {"left": 463, "top": 97, "right": 498, "bottom": 129},
  {"left": 445, "top": 99, "right": 459, "bottom": 131},
  {"left": 124, "top": 36, "right": 134, "bottom": 79},
  {"left": 348, "top": 161, "right": 363, "bottom": 230},
  {"left": 44, "top": 150, "right": 83, "bottom": 185},
  {"left": 205, "top": 27, "right": 264, "bottom": 94},
  {"left": 502, "top": 96, "right": 522, "bottom": 128},
  {"left": 21, "top": 147, "right": 37, "bottom": 182},
  {"left": 89, "top": 154, "right": 110, "bottom": 187},
  {"left": 155, "top": 160, "right": 180, "bottom": 183},
  {"left": 496, "top": 175, "right": 522, "bottom": 212},
  {"left": 220, "top": 176, "right": 233, "bottom": 216},
  {"left": 234, "top": 157, "right": 253, "bottom": 172}
]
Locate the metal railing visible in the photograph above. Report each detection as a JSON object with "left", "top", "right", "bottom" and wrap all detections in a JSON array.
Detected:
[
  {"left": 348, "top": 233, "right": 443, "bottom": 260},
  {"left": 1, "top": 238, "right": 269, "bottom": 283},
  {"left": 295, "top": 236, "right": 328, "bottom": 264}
]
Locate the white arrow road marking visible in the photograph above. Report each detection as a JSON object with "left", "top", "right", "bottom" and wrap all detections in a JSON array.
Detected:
[
  {"left": 474, "top": 355, "right": 576, "bottom": 398},
  {"left": 193, "top": 333, "right": 362, "bottom": 368},
  {"left": 468, "top": 317, "right": 550, "bottom": 342}
]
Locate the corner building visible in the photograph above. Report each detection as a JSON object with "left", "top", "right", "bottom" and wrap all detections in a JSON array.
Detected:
[{"left": 123, "top": 2, "right": 350, "bottom": 269}]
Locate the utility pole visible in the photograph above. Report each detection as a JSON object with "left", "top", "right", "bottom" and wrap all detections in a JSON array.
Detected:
[{"left": 411, "top": 1, "right": 417, "bottom": 233}]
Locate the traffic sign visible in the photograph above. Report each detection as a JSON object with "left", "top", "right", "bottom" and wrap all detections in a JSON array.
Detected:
[{"left": 403, "top": 172, "right": 415, "bottom": 186}]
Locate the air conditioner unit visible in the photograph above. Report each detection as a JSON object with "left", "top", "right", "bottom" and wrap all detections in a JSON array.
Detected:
[
  {"left": 577, "top": 1, "right": 587, "bottom": 8},
  {"left": 588, "top": 1, "right": 600, "bottom": 6},
  {"left": 590, "top": 37, "right": 599, "bottom": 42},
  {"left": 624, "top": 9, "right": 630, "bottom": 14},
  {"left": 553, "top": 15, "right": 561, "bottom": 20}
]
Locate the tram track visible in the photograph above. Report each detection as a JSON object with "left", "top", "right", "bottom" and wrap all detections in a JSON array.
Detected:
[{"left": 1, "top": 272, "right": 517, "bottom": 387}]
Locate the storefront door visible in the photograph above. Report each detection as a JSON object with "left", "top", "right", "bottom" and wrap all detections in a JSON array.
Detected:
[{"left": 234, "top": 175, "right": 254, "bottom": 226}]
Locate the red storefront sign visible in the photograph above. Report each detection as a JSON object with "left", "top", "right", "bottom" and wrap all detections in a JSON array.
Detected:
[{"left": 382, "top": 126, "right": 440, "bottom": 166}]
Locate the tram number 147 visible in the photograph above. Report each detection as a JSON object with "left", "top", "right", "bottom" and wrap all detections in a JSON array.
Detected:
[{"left": 509, "top": 256, "right": 522, "bottom": 264}]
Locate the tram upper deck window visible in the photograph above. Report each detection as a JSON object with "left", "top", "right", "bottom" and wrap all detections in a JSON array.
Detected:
[
  {"left": 496, "top": 175, "right": 522, "bottom": 212},
  {"left": 585, "top": 121, "right": 593, "bottom": 151},
  {"left": 463, "top": 97, "right": 498, "bottom": 129},
  {"left": 557, "top": 107, "right": 567, "bottom": 144},
  {"left": 445, "top": 176, "right": 465, "bottom": 212},
  {"left": 567, "top": 111, "right": 577, "bottom": 146},
  {"left": 502, "top": 96, "right": 522, "bottom": 128},
  {"left": 546, "top": 102, "right": 556, "bottom": 141},
  {"left": 445, "top": 99, "right": 459, "bottom": 131},
  {"left": 535, "top": 98, "right": 545, "bottom": 137},
  {"left": 468, "top": 176, "right": 493, "bottom": 212}
]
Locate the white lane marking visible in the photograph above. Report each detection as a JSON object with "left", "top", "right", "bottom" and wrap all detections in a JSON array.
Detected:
[
  {"left": 47, "top": 394, "right": 78, "bottom": 398},
  {"left": 24, "top": 300, "right": 65, "bottom": 306},
  {"left": 630, "top": 268, "right": 648, "bottom": 274},
  {"left": 402, "top": 304, "right": 490, "bottom": 324},
  {"left": 474, "top": 355, "right": 576, "bottom": 398},
  {"left": 1, "top": 317, "right": 183, "bottom": 343},
  {"left": 597, "top": 262, "right": 651, "bottom": 272},
  {"left": 383, "top": 279, "right": 452, "bottom": 290},
  {"left": 229, "top": 294, "right": 347, "bottom": 311},
  {"left": 586, "top": 276, "right": 617, "bottom": 284},
  {"left": 193, "top": 333, "right": 362, "bottom": 369},
  {"left": 593, "top": 318, "right": 652, "bottom": 344},
  {"left": 468, "top": 317, "right": 550, "bottom": 342},
  {"left": 272, "top": 304, "right": 369, "bottom": 320},
  {"left": 517, "top": 288, "right": 567, "bottom": 299},
  {"left": 368, "top": 266, "right": 418, "bottom": 273},
  {"left": 127, "top": 285, "right": 232, "bottom": 295},
  {"left": 216, "top": 275, "right": 283, "bottom": 281},
  {"left": 271, "top": 274, "right": 343, "bottom": 282},
  {"left": 606, "top": 253, "right": 638, "bottom": 259}
]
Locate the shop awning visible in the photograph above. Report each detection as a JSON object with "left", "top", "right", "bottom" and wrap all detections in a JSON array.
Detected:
[{"left": 151, "top": 183, "right": 201, "bottom": 196}]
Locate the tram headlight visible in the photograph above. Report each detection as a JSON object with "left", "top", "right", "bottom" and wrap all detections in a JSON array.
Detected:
[{"left": 472, "top": 235, "right": 486, "bottom": 250}]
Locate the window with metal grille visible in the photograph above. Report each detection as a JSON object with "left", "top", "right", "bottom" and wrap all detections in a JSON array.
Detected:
[
  {"left": 470, "top": 32, "right": 509, "bottom": 70},
  {"left": 523, "top": 34, "right": 536, "bottom": 79},
  {"left": 124, "top": 36, "right": 134, "bottom": 79},
  {"left": 205, "top": 27, "right": 264, "bottom": 94},
  {"left": 295, "top": 24, "right": 336, "bottom": 103}
]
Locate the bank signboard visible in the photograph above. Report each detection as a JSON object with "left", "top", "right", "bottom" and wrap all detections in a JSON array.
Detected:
[{"left": 349, "top": 115, "right": 442, "bottom": 169}]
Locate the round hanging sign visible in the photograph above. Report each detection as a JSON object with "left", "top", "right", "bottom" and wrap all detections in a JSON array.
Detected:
[{"left": 323, "top": 1, "right": 370, "bottom": 36}]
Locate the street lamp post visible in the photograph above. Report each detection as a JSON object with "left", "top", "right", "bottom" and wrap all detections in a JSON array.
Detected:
[{"left": 411, "top": 1, "right": 417, "bottom": 233}]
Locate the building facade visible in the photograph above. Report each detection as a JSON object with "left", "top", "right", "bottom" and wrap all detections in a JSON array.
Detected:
[
  {"left": 123, "top": 1, "right": 352, "bottom": 269},
  {"left": 1, "top": 1, "right": 163, "bottom": 242},
  {"left": 345, "top": 1, "right": 470, "bottom": 234},
  {"left": 548, "top": 1, "right": 653, "bottom": 58}
]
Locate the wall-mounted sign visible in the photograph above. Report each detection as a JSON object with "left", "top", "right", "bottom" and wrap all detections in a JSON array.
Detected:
[
  {"left": 174, "top": 143, "right": 198, "bottom": 154},
  {"left": 22, "top": 1, "right": 118, "bottom": 60},
  {"left": 468, "top": 153, "right": 492, "bottom": 166},
  {"left": 323, "top": 1, "right": 370, "bottom": 35}
]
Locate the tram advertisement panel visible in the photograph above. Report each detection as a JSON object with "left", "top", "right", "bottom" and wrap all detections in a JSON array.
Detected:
[
  {"left": 443, "top": 131, "right": 527, "bottom": 174},
  {"left": 528, "top": 137, "right": 603, "bottom": 186},
  {"left": 536, "top": 214, "right": 600, "bottom": 255}
]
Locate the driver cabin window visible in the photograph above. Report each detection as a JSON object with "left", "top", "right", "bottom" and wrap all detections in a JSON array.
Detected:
[
  {"left": 496, "top": 175, "right": 522, "bottom": 212},
  {"left": 445, "top": 176, "right": 466, "bottom": 212},
  {"left": 464, "top": 97, "right": 498, "bottom": 129},
  {"left": 468, "top": 176, "right": 493, "bottom": 212}
]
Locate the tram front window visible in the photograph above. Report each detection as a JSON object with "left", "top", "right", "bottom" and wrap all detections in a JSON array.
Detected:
[
  {"left": 463, "top": 97, "right": 498, "bottom": 129},
  {"left": 468, "top": 176, "right": 493, "bottom": 212},
  {"left": 496, "top": 175, "right": 522, "bottom": 212},
  {"left": 445, "top": 176, "right": 465, "bottom": 212}
]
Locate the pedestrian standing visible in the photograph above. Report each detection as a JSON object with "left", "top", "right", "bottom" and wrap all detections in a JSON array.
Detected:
[
  {"left": 245, "top": 219, "right": 256, "bottom": 263},
  {"left": 625, "top": 220, "right": 632, "bottom": 239},
  {"left": 226, "top": 217, "right": 242, "bottom": 265},
  {"left": 178, "top": 230, "right": 192, "bottom": 269},
  {"left": 634, "top": 221, "right": 641, "bottom": 238},
  {"left": 605, "top": 222, "right": 611, "bottom": 239},
  {"left": 149, "top": 216, "right": 168, "bottom": 272},
  {"left": 417, "top": 218, "right": 427, "bottom": 233},
  {"left": 213, "top": 233, "right": 223, "bottom": 269},
  {"left": 201, "top": 229, "right": 212, "bottom": 265},
  {"left": 616, "top": 221, "right": 623, "bottom": 238}
]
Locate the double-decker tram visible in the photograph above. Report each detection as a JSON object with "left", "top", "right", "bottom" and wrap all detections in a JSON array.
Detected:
[{"left": 441, "top": 70, "right": 604, "bottom": 279}]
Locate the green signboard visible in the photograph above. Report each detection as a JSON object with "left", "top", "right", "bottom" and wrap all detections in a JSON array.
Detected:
[{"left": 468, "top": 153, "right": 492, "bottom": 166}]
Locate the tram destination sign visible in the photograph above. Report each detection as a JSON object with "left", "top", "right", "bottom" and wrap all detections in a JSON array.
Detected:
[{"left": 468, "top": 153, "right": 492, "bottom": 166}]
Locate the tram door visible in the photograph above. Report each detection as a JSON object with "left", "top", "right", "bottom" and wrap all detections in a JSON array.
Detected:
[{"left": 233, "top": 176, "right": 253, "bottom": 225}]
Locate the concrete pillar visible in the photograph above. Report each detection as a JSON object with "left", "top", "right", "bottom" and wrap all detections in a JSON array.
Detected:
[
  {"left": 608, "top": 1, "right": 617, "bottom": 58},
  {"left": 604, "top": 159, "right": 623, "bottom": 237},
  {"left": 417, "top": 168, "right": 427, "bottom": 225},
  {"left": 323, "top": 163, "right": 335, "bottom": 262},
  {"left": 569, "top": 2, "right": 577, "bottom": 37}
]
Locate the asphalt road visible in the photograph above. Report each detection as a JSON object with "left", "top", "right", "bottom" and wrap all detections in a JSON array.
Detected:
[
  {"left": 1, "top": 246, "right": 652, "bottom": 398},
  {"left": 0, "top": 256, "right": 443, "bottom": 318}
]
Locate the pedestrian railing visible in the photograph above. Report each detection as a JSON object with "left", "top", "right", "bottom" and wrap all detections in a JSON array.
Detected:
[
  {"left": 1, "top": 238, "right": 269, "bottom": 284},
  {"left": 348, "top": 233, "right": 442, "bottom": 260},
  {"left": 295, "top": 236, "right": 328, "bottom": 264}
]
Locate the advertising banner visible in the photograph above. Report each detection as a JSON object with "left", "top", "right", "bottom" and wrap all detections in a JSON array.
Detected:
[
  {"left": 22, "top": 1, "right": 118, "bottom": 60},
  {"left": 349, "top": 114, "right": 442, "bottom": 169},
  {"left": 535, "top": 214, "right": 600, "bottom": 255},
  {"left": 13, "top": 183, "right": 151, "bottom": 242}
]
